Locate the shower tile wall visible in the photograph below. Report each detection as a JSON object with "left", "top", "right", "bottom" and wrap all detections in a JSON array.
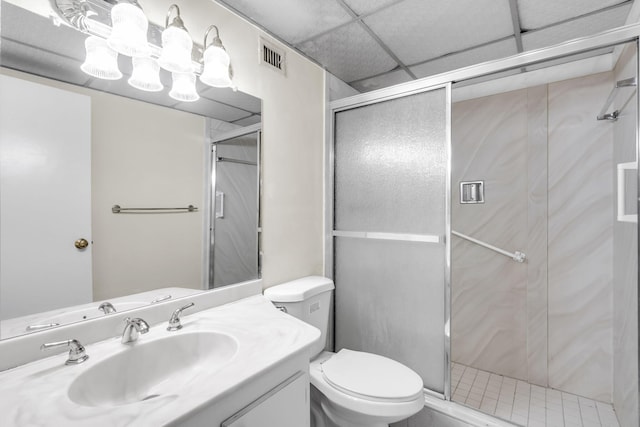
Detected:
[
  {"left": 611, "top": 44, "right": 639, "bottom": 427},
  {"left": 452, "top": 72, "right": 615, "bottom": 402},
  {"left": 452, "top": 89, "right": 530, "bottom": 382},
  {"left": 547, "top": 73, "right": 614, "bottom": 402}
]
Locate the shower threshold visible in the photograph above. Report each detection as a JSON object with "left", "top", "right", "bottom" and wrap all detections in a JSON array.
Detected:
[{"left": 451, "top": 363, "right": 619, "bottom": 427}]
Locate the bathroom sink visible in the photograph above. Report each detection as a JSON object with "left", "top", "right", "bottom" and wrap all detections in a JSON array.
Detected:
[{"left": 68, "top": 332, "right": 238, "bottom": 407}]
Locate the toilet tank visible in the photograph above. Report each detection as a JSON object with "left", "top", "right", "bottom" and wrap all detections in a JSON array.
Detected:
[{"left": 264, "top": 276, "right": 334, "bottom": 358}]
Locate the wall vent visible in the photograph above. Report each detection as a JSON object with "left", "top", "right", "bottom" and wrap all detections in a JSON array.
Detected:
[{"left": 260, "top": 38, "right": 286, "bottom": 76}]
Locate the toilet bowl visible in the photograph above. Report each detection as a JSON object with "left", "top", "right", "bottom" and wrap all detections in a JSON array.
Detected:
[{"left": 264, "top": 276, "right": 424, "bottom": 427}]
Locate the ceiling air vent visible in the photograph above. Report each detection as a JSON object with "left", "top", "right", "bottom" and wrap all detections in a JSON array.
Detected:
[{"left": 260, "top": 38, "right": 286, "bottom": 76}]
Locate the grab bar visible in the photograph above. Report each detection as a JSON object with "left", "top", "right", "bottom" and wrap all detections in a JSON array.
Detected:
[
  {"left": 112, "top": 205, "right": 198, "bottom": 214},
  {"left": 452, "top": 230, "right": 526, "bottom": 263},
  {"left": 217, "top": 156, "right": 257, "bottom": 166},
  {"left": 597, "top": 77, "right": 637, "bottom": 121}
]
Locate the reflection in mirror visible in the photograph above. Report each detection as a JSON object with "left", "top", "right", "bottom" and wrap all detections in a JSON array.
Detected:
[
  {"left": 0, "top": 1, "right": 262, "bottom": 339},
  {"left": 211, "top": 126, "right": 261, "bottom": 288}
]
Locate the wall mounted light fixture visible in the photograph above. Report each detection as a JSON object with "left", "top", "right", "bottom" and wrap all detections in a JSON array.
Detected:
[
  {"left": 50, "top": 0, "right": 235, "bottom": 102},
  {"left": 200, "top": 25, "right": 232, "bottom": 88},
  {"left": 158, "top": 5, "right": 193, "bottom": 74}
]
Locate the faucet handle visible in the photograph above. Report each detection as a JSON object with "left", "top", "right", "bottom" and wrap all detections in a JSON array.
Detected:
[
  {"left": 40, "top": 339, "right": 89, "bottom": 365},
  {"left": 98, "top": 302, "right": 116, "bottom": 314},
  {"left": 167, "top": 302, "right": 195, "bottom": 331}
]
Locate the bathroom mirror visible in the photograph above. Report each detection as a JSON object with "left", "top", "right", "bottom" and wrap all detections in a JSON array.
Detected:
[{"left": 0, "top": 1, "right": 262, "bottom": 339}]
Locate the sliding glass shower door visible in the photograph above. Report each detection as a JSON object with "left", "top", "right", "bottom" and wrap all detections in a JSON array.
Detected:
[
  {"left": 331, "top": 84, "right": 451, "bottom": 396},
  {"left": 210, "top": 129, "right": 260, "bottom": 288}
]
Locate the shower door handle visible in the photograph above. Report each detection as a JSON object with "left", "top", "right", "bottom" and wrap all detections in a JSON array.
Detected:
[
  {"left": 215, "top": 191, "right": 225, "bottom": 219},
  {"left": 617, "top": 162, "right": 637, "bottom": 223}
]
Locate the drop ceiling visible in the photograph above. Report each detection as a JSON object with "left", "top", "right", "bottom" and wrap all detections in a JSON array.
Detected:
[{"left": 218, "top": 0, "right": 636, "bottom": 92}]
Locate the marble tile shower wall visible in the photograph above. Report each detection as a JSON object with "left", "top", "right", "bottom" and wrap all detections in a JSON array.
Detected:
[
  {"left": 611, "top": 44, "right": 638, "bottom": 427},
  {"left": 451, "top": 72, "right": 615, "bottom": 402}
]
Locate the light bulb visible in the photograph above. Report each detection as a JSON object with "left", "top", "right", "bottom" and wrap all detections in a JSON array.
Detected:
[
  {"left": 128, "top": 57, "right": 163, "bottom": 92},
  {"left": 158, "top": 26, "right": 193, "bottom": 73},
  {"left": 107, "top": 2, "right": 151, "bottom": 58},
  {"left": 80, "top": 36, "right": 122, "bottom": 80},
  {"left": 200, "top": 45, "right": 232, "bottom": 88},
  {"left": 169, "top": 72, "right": 199, "bottom": 102}
]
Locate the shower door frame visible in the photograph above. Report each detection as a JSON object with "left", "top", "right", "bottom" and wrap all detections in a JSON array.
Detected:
[
  {"left": 208, "top": 123, "right": 262, "bottom": 289},
  {"left": 328, "top": 82, "right": 453, "bottom": 399},
  {"left": 326, "top": 23, "right": 640, "bottom": 403}
]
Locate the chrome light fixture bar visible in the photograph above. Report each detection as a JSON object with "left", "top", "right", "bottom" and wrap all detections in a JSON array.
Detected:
[{"left": 49, "top": 0, "right": 235, "bottom": 102}]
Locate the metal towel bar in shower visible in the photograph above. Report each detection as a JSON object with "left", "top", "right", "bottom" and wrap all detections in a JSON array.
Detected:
[
  {"left": 597, "top": 77, "right": 637, "bottom": 121},
  {"left": 216, "top": 156, "right": 257, "bottom": 166},
  {"left": 452, "top": 230, "right": 526, "bottom": 263},
  {"left": 111, "top": 205, "right": 198, "bottom": 214}
]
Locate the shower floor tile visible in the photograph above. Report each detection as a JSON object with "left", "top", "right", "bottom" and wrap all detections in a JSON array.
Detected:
[{"left": 451, "top": 363, "right": 620, "bottom": 427}]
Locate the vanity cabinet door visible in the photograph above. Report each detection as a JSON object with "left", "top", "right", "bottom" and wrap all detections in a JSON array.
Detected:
[{"left": 221, "top": 371, "right": 309, "bottom": 427}]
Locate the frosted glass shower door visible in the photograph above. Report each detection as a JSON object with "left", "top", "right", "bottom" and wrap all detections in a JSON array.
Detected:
[
  {"left": 210, "top": 131, "right": 260, "bottom": 288},
  {"left": 332, "top": 85, "right": 450, "bottom": 395}
]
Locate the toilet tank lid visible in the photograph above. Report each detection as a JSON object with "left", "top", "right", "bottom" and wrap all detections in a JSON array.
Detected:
[{"left": 264, "top": 276, "right": 335, "bottom": 302}]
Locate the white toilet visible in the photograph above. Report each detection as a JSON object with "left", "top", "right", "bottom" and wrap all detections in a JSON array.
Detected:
[{"left": 264, "top": 276, "right": 424, "bottom": 427}]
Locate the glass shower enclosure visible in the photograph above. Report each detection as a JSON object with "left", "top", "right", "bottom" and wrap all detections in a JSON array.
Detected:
[{"left": 328, "top": 26, "right": 640, "bottom": 424}]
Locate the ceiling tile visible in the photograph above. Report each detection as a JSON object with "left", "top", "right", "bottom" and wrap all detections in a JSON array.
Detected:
[
  {"left": 172, "top": 98, "right": 253, "bottom": 122},
  {"left": 200, "top": 87, "right": 262, "bottom": 114},
  {"left": 517, "top": 0, "right": 629, "bottom": 30},
  {"left": 1, "top": 40, "right": 91, "bottom": 86},
  {"left": 298, "top": 22, "right": 398, "bottom": 82},
  {"left": 341, "top": 0, "right": 403, "bottom": 16},
  {"left": 219, "top": 0, "right": 353, "bottom": 44},
  {"left": 232, "top": 115, "right": 262, "bottom": 127},
  {"left": 522, "top": 4, "right": 631, "bottom": 51},
  {"left": 349, "top": 68, "right": 412, "bottom": 92},
  {"left": 364, "top": 0, "right": 515, "bottom": 65},
  {"left": 410, "top": 38, "right": 518, "bottom": 79},
  {"left": 87, "top": 77, "right": 174, "bottom": 108}
]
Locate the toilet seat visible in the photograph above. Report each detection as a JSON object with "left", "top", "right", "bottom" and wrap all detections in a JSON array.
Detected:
[
  {"left": 321, "top": 349, "right": 423, "bottom": 403},
  {"left": 309, "top": 351, "right": 425, "bottom": 424}
]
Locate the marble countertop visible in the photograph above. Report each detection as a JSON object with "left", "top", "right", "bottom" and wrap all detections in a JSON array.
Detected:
[
  {"left": 0, "top": 295, "right": 320, "bottom": 426},
  {"left": 1, "top": 287, "right": 203, "bottom": 340}
]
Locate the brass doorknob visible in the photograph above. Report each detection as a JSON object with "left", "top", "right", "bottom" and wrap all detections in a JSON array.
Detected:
[{"left": 75, "top": 238, "right": 89, "bottom": 250}]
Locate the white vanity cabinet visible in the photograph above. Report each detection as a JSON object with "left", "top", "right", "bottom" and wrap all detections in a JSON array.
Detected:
[{"left": 221, "top": 371, "right": 309, "bottom": 427}]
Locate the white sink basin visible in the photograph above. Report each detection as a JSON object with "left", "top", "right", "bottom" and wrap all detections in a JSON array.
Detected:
[{"left": 68, "top": 332, "right": 238, "bottom": 407}]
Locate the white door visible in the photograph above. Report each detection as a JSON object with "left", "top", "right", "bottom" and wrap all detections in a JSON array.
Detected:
[{"left": 0, "top": 74, "right": 92, "bottom": 320}]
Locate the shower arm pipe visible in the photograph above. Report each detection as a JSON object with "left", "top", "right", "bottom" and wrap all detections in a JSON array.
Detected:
[
  {"left": 451, "top": 230, "right": 526, "bottom": 263},
  {"left": 597, "top": 77, "right": 637, "bottom": 121}
]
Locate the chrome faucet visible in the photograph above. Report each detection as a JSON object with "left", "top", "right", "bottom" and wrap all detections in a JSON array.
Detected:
[
  {"left": 121, "top": 317, "right": 149, "bottom": 344},
  {"left": 167, "top": 302, "right": 195, "bottom": 331},
  {"left": 98, "top": 302, "right": 116, "bottom": 314},
  {"left": 40, "top": 339, "right": 89, "bottom": 365}
]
